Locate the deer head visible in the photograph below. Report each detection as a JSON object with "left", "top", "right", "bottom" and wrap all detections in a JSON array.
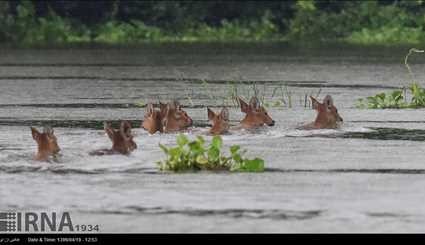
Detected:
[
  {"left": 238, "top": 96, "right": 275, "bottom": 129},
  {"left": 104, "top": 121, "right": 137, "bottom": 155},
  {"left": 31, "top": 126, "right": 60, "bottom": 161},
  {"left": 161, "top": 101, "right": 193, "bottom": 133},
  {"left": 207, "top": 107, "right": 230, "bottom": 135}
]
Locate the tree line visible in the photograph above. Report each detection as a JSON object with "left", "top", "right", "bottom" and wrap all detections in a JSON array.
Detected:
[{"left": 0, "top": 0, "right": 424, "bottom": 45}]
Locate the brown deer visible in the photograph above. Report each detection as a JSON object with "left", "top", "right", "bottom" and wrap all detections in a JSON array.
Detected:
[
  {"left": 161, "top": 101, "right": 193, "bottom": 133},
  {"left": 142, "top": 103, "right": 162, "bottom": 134},
  {"left": 31, "top": 126, "right": 61, "bottom": 161},
  {"left": 89, "top": 121, "right": 137, "bottom": 156},
  {"left": 207, "top": 107, "right": 230, "bottom": 135},
  {"left": 238, "top": 97, "right": 275, "bottom": 129},
  {"left": 301, "top": 95, "right": 343, "bottom": 129}
]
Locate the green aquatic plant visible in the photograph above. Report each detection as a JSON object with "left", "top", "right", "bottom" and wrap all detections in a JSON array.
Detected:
[
  {"left": 224, "top": 81, "right": 295, "bottom": 109},
  {"left": 134, "top": 100, "right": 145, "bottom": 108},
  {"left": 157, "top": 134, "right": 264, "bottom": 172},
  {"left": 410, "top": 82, "right": 425, "bottom": 107},
  {"left": 228, "top": 145, "right": 264, "bottom": 172},
  {"left": 356, "top": 48, "right": 425, "bottom": 109},
  {"left": 405, "top": 48, "right": 425, "bottom": 84},
  {"left": 194, "top": 79, "right": 321, "bottom": 110},
  {"left": 356, "top": 83, "right": 425, "bottom": 109},
  {"left": 356, "top": 90, "right": 406, "bottom": 109}
]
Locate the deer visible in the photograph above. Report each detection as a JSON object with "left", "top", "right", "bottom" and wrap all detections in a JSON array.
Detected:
[
  {"left": 161, "top": 101, "right": 193, "bottom": 133},
  {"left": 238, "top": 96, "right": 275, "bottom": 129},
  {"left": 142, "top": 103, "right": 163, "bottom": 134},
  {"left": 89, "top": 121, "right": 137, "bottom": 156},
  {"left": 300, "top": 95, "right": 343, "bottom": 129},
  {"left": 207, "top": 107, "right": 230, "bottom": 135},
  {"left": 31, "top": 126, "right": 61, "bottom": 161}
]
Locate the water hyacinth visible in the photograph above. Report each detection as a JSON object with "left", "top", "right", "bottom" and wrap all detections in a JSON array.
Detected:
[
  {"left": 356, "top": 83, "right": 425, "bottom": 109},
  {"left": 356, "top": 49, "right": 425, "bottom": 109},
  {"left": 157, "top": 134, "right": 264, "bottom": 172}
]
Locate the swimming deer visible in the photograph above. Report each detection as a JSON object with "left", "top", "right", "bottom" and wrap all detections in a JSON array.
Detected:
[
  {"left": 238, "top": 97, "right": 275, "bottom": 129},
  {"left": 31, "top": 126, "right": 61, "bottom": 161},
  {"left": 89, "top": 121, "right": 137, "bottom": 156},
  {"left": 301, "top": 95, "right": 343, "bottom": 129},
  {"left": 207, "top": 107, "right": 230, "bottom": 135},
  {"left": 161, "top": 101, "right": 193, "bottom": 133},
  {"left": 142, "top": 103, "right": 162, "bottom": 134}
]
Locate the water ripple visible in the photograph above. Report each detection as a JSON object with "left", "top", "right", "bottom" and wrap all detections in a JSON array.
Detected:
[
  {"left": 89, "top": 206, "right": 323, "bottom": 220},
  {"left": 2, "top": 164, "right": 425, "bottom": 175}
]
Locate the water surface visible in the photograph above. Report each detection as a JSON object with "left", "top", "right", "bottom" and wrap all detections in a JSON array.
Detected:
[{"left": 1, "top": 44, "right": 425, "bottom": 233}]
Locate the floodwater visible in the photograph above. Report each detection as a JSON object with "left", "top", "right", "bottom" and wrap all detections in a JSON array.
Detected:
[{"left": 1, "top": 44, "right": 425, "bottom": 233}]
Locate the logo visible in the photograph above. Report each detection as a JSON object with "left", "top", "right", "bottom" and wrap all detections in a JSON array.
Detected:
[
  {"left": 0, "top": 212, "right": 99, "bottom": 233},
  {"left": 0, "top": 212, "right": 16, "bottom": 232}
]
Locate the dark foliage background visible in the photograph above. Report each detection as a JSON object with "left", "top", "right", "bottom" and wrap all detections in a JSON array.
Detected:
[{"left": 0, "top": 0, "right": 424, "bottom": 45}]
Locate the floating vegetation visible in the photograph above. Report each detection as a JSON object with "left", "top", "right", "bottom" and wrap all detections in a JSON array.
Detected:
[
  {"left": 356, "top": 89, "right": 406, "bottom": 109},
  {"left": 356, "top": 82, "right": 425, "bottom": 109},
  {"left": 157, "top": 134, "right": 264, "bottom": 172},
  {"left": 356, "top": 48, "right": 425, "bottom": 109}
]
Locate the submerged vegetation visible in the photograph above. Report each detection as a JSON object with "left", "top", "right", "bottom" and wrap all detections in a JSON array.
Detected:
[
  {"left": 356, "top": 48, "right": 425, "bottom": 109},
  {"left": 187, "top": 80, "right": 320, "bottom": 110},
  {"left": 227, "top": 82, "right": 321, "bottom": 109},
  {"left": 1, "top": 1, "right": 425, "bottom": 46},
  {"left": 157, "top": 134, "right": 264, "bottom": 172},
  {"left": 136, "top": 79, "right": 321, "bottom": 110}
]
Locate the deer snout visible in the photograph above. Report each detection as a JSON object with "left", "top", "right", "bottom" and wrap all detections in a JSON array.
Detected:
[
  {"left": 268, "top": 120, "right": 275, "bottom": 126},
  {"left": 53, "top": 146, "right": 61, "bottom": 154}
]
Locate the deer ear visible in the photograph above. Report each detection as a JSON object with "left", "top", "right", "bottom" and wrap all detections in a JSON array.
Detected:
[
  {"left": 173, "top": 100, "right": 181, "bottom": 110},
  {"left": 249, "top": 97, "right": 260, "bottom": 110},
  {"left": 220, "top": 107, "right": 229, "bottom": 121},
  {"left": 159, "top": 101, "right": 168, "bottom": 117},
  {"left": 238, "top": 97, "right": 249, "bottom": 113},
  {"left": 145, "top": 103, "right": 154, "bottom": 115},
  {"left": 43, "top": 126, "right": 54, "bottom": 136},
  {"left": 120, "top": 121, "right": 132, "bottom": 138},
  {"left": 165, "top": 103, "right": 174, "bottom": 116},
  {"left": 161, "top": 104, "right": 172, "bottom": 128},
  {"left": 159, "top": 101, "right": 167, "bottom": 110},
  {"left": 310, "top": 96, "right": 320, "bottom": 110},
  {"left": 104, "top": 122, "right": 115, "bottom": 141},
  {"left": 207, "top": 107, "right": 216, "bottom": 121},
  {"left": 167, "top": 101, "right": 176, "bottom": 111},
  {"left": 31, "top": 127, "right": 40, "bottom": 141},
  {"left": 323, "top": 95, "right": 334, "bottom": 107}
]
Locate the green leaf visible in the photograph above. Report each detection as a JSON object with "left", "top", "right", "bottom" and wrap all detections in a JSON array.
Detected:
[
  {"left": 391, "top": 90, "right": 402, "bottom": 99},
  {"left": 239, "top": 158, "right": 264, "bottom": 172},
  {"left": 176, "top": 134, "right": 189, "bottom": 147},
  {"left": 211, "top": 136, "right": 223, "bottom": 149},
  {"left": 232, "top": 154, "right": 242, "bottom": 163},
  {"left": 188, "top": 141, "right": 203, "bottom": 153},
  {"left": 230, "top": 145, "right": 240, "bottom": 154},
  {"left": 208, "top": 147, "right": 220, "bottom": 161},
  {"left": 169, "top": 147, "right": 181, "bottom": 158},
  {"left": 196, "top": 135, "right": 205, "bottom": 145},
  {"left": 196, "top": 155, "right": 208, "bottom": 165},
  {"left": 159, "top": 144, "right": 168, "bottom": 154}
]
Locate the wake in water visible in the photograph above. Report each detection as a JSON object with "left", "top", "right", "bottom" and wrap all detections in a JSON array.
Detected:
[{"left": 0, "top": 124, "right": 374, "bottom": 175}]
